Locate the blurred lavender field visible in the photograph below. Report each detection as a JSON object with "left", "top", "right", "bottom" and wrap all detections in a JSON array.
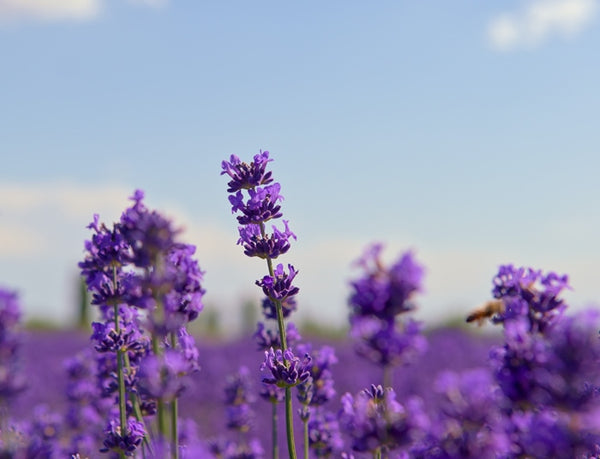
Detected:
[{"left": 11, "top": 326, "right": 499, "bottom": 453}]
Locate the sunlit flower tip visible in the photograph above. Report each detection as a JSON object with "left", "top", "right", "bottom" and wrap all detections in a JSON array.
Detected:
[
  {"left": 261, "top": 347, "right": 311, "bottom": 388},
  {"left": 221, "top": 150, "right": 274, "bottom": 193},
  {"left": 130, "top": 189, "right": 145, "bottom": 204},
  {"left": 86, "top": 213, "right": 100, "bottom": 232}
]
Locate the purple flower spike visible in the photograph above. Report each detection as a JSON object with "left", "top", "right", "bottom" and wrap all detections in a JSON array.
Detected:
[
  {"left": 350, "top": 244, "right": 424, "bottom": 319},
  {"left": 261, "top": 347, "right": 312, "bottom": 388},
  {"left": 256, "top": 263, "right": 299, "bottom": 303},
  {"left": 339, "top": 385, "right": 428, "bottom": 454},
  {"left": 120, "top": 192, "right": 179, "bottom": 269},
  {"left": 221, "top": 151, "right": 274, "bottom": 192},
  {"left": 233, "top": 183, "right": 284, "bottom": 225},
  {"left": 91, "top": 322, "right": 146, "bottom": 355},
  {"left": 490, "top": 264, "right": 570, "bottom": 331},
  {"left": 350, "top": 316, "right": 427, "bottom": 367},
  {"left": 254, "top": 322, "right": 301, "bottom": 351},
  {"left": 139, "top": 350, "right": 193, "bottom": 401},
  {"left": 308, "top": 410, "right": 344, "bottom": 457},
  {"left": 223, "top": 366, "right": 256, "bottom": 433},
  {"left": 101, "top": 418, "right": 145, "bottom": 456},
  {"left": 238, "top": 220, "right": 296, "bottom": 259},
  {"left": 0, "top": 288, "right": 25, "bottom": 401}
]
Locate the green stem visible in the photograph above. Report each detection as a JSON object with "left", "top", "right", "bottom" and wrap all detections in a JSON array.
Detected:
[
  {"left": 152, "top": 335, "right": 167, "bottom": 439},
  {"left": 303, "top": 415, "right": 309, "bottom": 459},
  {"left": 260, "top": 223, "right": 298, "bottom": 459},
  {"left": 123, "top": 353, "right": 152, "bottom": 453},
  {"left": 272, "top": 400, "right": 279, "bottom": 459},
  {"left": 285, "top": 387, "right": 297, "bottom": 459}
]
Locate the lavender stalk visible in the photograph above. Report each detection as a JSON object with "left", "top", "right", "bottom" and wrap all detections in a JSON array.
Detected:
[{"left": 222, "top": 151, "right": 303, "bottom": 458}]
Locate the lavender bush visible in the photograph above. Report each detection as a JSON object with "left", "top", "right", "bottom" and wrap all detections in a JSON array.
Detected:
[{"left": 1, "top": 151, "right": 599, "bottom": 458}]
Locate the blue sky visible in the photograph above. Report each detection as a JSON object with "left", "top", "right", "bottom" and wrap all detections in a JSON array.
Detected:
[{"left": 1, "top": 0, "right": 599, "bottom": 331}]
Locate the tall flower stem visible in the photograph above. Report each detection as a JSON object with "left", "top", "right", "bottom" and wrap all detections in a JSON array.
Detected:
[
  {"left": 302, "top": 416, "right": 309, "bottom": 459},
  {"left": 262, "top": 225, "right": 297, "bottom": 459},
  {"left": 271, "top": 400, "right": 279, "bottom": 459},
  {"left": 285, "top": 387, "right": 297, "bottom": 459},
  {"left": 260, "top": 222, "right": 298, "bottom": 458},
  {"left": 151, "top": 336, "right": 167, "bottom": 440},
  {"left": 112, "top": 266, "right": 127, "bottom": 459},
  {"left": 124, "top": 353, "right": 153, "bottom": 453}
]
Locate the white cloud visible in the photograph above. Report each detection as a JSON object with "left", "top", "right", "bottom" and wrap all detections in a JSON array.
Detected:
[
  {"left": 0, "top": 182, "right": 132, "bottom": 221},
  {"left": 0, "top": 224, "right": 44, "bottom": 257},
  {"left": 0, "top": 0, "right": 102, "bottom": 23},
  {"left": 0, "top": 0, "right": 170, "bottom": 24},
  {"left": 487, "top": 0, "right": 598, "bottom": 51}
]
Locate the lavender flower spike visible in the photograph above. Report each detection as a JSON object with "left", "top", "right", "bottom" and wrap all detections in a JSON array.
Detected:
[
  {"left": 256, "top": 263, "right": 300, "bottom": 303},
  {"left": 261, "top": 348, "right": 312, "bottom": 388},
  {"left": 221, "top": 150, "right": 273, "bottom": 192}
]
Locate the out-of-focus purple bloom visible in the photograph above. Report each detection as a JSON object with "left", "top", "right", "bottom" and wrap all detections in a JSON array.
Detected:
[
  {"left": 349, "top": 244, "right": 424, "bottom": 320},
  {"left": 506, "top": 408, "right": 600, "bottom": 458},
  {"left": 256, "top": 263, "right": 299, "bottom": 303},
  {"left": 261, "top": 348, "right": 311, "bottom": 388},
  {"left": 350, "top": 316, "right": 427, "bottom": 367},
  {"left": 253, "top": 322, "right": 301, "bottom": 351},
  {"left": 0, "top": 288, "right": 25, "bottom": 401},
  {"left": 492, "top": 309, "right": 600, "bottom": 410},
  {"left": 164, "top": 243, "right": 206, "bottom": 323},
  {"left": 296, "top": 344, "right": 338, "bottom": 407},
  {"left": 177, "top": 328, "right": 200, "bottom": 372},
  {"left": 308, "top": 409, "right": 344, "bottom": 457},
  {"left": 259, "top": 382, "right": 285, "bottom": 404},
  {"left": 261, "top": 296, "right": 297, "bottom": 320},
  {"left": 490, "top": 264, "right": 570, "bottom": 331},
  {"left": 21, "top": 405, "right": 63, "bottom": 458},
  {"left": 221, "top": 151, "right": 274, "bottom": 193},
  {"left": 120, "top": 190, "right": 179, "bottom": 269},
  {"left": 63, "top": 349, "right": 107, "bottom": 455},
  {"left": 224, "top": 366, "right": 256, "bottom": 433},
  {"left": 101, "top": 417, "right": 145, "bottom": 457},
  {"left": 139, "top": 350, "right": 193, "bottom": 401},
  {"left": 339, "top": 385, "right": 428, "bottom": 454},
  {"left": 416, "top": 368, "right": 511, "bottom": 458},
  {"left": 209, "top": 437, "right": 265, "bottom": 459}
]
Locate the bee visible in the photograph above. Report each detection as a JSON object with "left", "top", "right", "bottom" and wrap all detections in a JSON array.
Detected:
[{"left": 465, "top": 299, "right": 505, "bottom": 325}]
